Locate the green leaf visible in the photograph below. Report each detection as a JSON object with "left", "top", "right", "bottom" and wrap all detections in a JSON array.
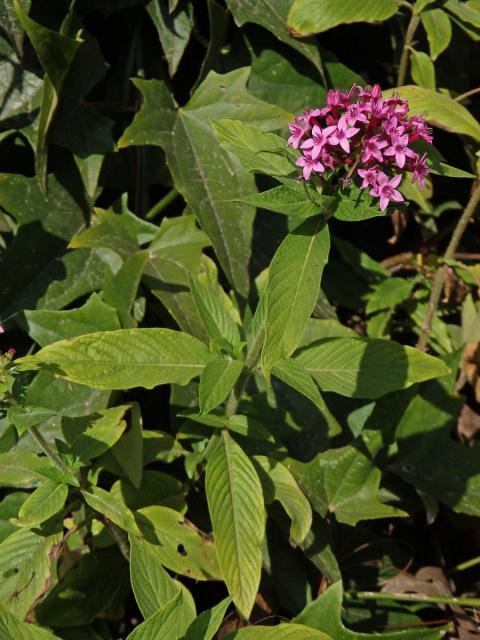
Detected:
[
  {"left": 0, "top": 0, "right": 29, "bottom": 58},
  {"left": 262, "top": 216, "right": 330, "bottom": 375},
  {"left": 0, "top": 451, "right": 73, "bottom": 488},
  {"left": 17, "top": 328, "right": 214, "bottom": 390},
  {"left": 224, "top": 0, "right": 325, "bottom": 78},
  {"left": 253, "top": 456, "right": 312, "bottom": 542},
  {"left": 0, "top": 602, "right": 61, "bottom": 640},
  {"left": 111, "top": 470, "right": 186, "bottom": 513},
  {"left": 199, "top": 358, "right": 244, "bottom": 415},
  {"left": 185, "top": 596, "right": 231, "bottom": 640},
  {"left": 24, "top": 293, "right": 120, "bottom": 347},
  {"left": 0, "top": 528, "right": 63, "bottom": 619},
  {"left": 294, "top": 581, "right": 442, "bottom": 640},
  {"left": 213, "top": 119, "right": 293, "bottom": 177},
  {"left": 420, "top": 9, "right": 452, "bottom": 60},
  {"left": 389, "top": 85, "right": 480, "bottom": 140},
  {"left": 188, "top": 257, "right": 242, "bottom": 348},
  {"left": 119, "top": 69, "right": 289, "bottom": 296},
  {"left": 111, "top": 403, "right": 144, "bottom": 489},
  {"left": 288, "top": 432, "right": 407, "bottom": 526},
  {"left": 393, "top": 428, "right": 480, "bottom": 516},
  {"left": 136, "top": 505, "right": 221, "bottom": 580},
  {"left": 147, "top": 0, "right": 193, "bottom": 76},
  {"left": 229, "top": 624, "right": 332, "bottom": 639},
  {"left": 103, "top": 251, "right": 148, "bottom": 328},
  {"left": 445, "top": 0, "right": 480, "bottom": 27},
  {"left": 13, "top": 0, "right": 83, "bottom": 188},
  {"left": 126, "top": 592, "right": 193, "bottom": 640},
  {"left": 68, "top": 405, "right": 131, "bottom": 462},
  {"left": 129, "top": 536, "right": 196, "bottom": 620},
  {"left": 296, "top": 337, "right": 449, "bottom": 399},
  {"left": 205, "top": 431, "right": 265, "bottom": 619},
  {"left": 237, "top": 185, "right": 321, "bottom": 218},
  {"left": 144, "top": 217, "right": 210, "bottom": 340},
  {"left": 70, "top": 205, "right": 158, "bottom": 257},
  {"left": 287, "top": 0, "right": 399, "bottom": 36},
  {"left": 7, "top": 405, "right": 58, "bottom": 436},
  {"left": 409, "top": 49, "right": 436, "bottom": 90},
  {"left": 48, "top": 35, "right": 114, "bottom": 158},
  {"left": 82, "top": 486, "right": 140, "bottom": 534},
  {"left": 271, "top": 358, "right": 341, "bottom": 436},
  {"left": 15, "top": 479, "right": 68, "bottom": 526},
  {"left": 366, "top": 278, "right": 415, "bottom": 314}
]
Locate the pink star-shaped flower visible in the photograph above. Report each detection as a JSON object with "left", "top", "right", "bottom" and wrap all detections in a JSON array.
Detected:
[
  {"left": 369, "top": 172, "right": 404, "bottom": 211},
  {"left": 296, "top": 152, "right": 325, "bottom": 180},
  {"left": 384, "top": 133, "right": 416, "bottom": 169},
  {"left": 301, "top": 124, "right": 336, "bottom": 159},
  {"left": 328, "top": 115, "right": 359, "bottom": 153}
]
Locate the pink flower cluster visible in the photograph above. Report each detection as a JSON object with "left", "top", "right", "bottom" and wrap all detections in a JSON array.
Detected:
[{"left": 287, "top": 84, "right": 432, "bottom": 211}]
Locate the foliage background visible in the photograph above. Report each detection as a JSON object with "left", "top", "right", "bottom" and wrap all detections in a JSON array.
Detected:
[{"left": 1, "top": 0, "right": 480, "bottom": 638}]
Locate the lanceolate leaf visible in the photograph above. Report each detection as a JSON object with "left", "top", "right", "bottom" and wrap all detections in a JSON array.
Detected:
[
  {"left": 253, "top": 456, "right": 312, "bottom": 543},
  {"left": 205, "top": 431, "right": 265, "bottom": 619},
  {"left": 296, "top": 337, "right": 449, "bottom": 399},
  {"left": 147, "top": 0, "right": 193, "bottom": 76},
  {"left": 129, "top": 536, "right": 196, "bottom": 620},
  {"left": 199, "top": 358, "right": 244, "bottom": 415},
  {"left": 184, "top": 597, "right": 231, "bottom": 640},
  {"left": 15, "top": 479, "right": 68, "bottom": 526},
  {"left": 262, "top": 215, "right": 330, "bottom": 375},
  {"left": 287, "top": 0, "right": 399, "bottom": 36},
  {"left": 390, "top": 85, "right": 480, "bottom": 140},
  {"left": 17, "top": 329, "right": 214, "bottom": 390},
  {"left": 126, "top": 592, "right": 193, "bottom": 640},
  {"left": 420, "top": 9, "right": 452, "bottom": 60}
]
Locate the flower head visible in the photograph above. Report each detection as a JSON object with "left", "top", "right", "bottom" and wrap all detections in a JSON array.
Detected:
[{"left": 287, "top": 83, "right": 432, "bottom": 211}]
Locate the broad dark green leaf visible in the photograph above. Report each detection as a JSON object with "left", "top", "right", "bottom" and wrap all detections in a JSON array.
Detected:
[
  {"left": 111, "top": 403, "right": 144, "bottom": 488},
  {"left": 68, "top": 405, "right": 130, "bottom": 462},
  {"left": 294, "top": 581, "right": 442, "bottom": 640},
  {"left": 184, "top": 596, "right": 231, "bottom": 640},
  {"left": 366, "top": 278, "right": 414, "bottom": 315},
  {"left": 288, "top": 432, "right": 407, "bottom": 526},
  {"left": 296, "top": 338, "right": 449, "bottom": 399},
  {"left": 224, "top": 0, "right": 325, "bottom": 78},
  {"left": 119, "top": 69, "right": 289, "bottom": 296},
  {"left": 287, "top": 0, "right": 399, "bottom": 36},
  {"left": 17, "top": 329, "right": 214, "bottom": 390},
  {"left": 14, "top": 0, "right": 83, "bottom": 187},
  {"left": 103, "top": 251, "right": 148, "bottom": 328},
  {"left": 229, "top": 624, "right": 332, "bottom": 639},
  {"left": 262, "top": 216, "right": 330, "bottom": 374},
  {"left": 205, "top": 431, "right": 265, "bottom": 618},
  {"left": 82, "top": 486, "right": 140, "bottom": 534},
  {"left": 238, "top": 185, "right": 321, "bottom": 218},
  {"left": 147, "top": 0, "right": 193, "bottom": 76},
  {"left": 0, "top": 450, "right": 77, "bottom": 488}
]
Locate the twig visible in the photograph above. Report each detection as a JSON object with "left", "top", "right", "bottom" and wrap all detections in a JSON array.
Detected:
[
  {"left": 416, "top": 180, "right": 480, "bottom": 351},
  {"left": 397, "top": 14, "right": 420, "bottom": 86},
  {"left": 448, "top": 554, "right": 480, "bottom": 575},
  {"left": 454, "top": 87, "right": 480, "bottom": 103},
  {"left": 348, "top": 590, "right": 480, "bottom": 608}
]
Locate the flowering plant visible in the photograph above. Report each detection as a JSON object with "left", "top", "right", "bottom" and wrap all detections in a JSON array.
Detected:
[{"left": 288, "top": 84, "right": 432, "bottom": 211}]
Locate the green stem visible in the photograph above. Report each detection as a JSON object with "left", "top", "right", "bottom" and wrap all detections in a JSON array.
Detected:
[
  {"left": 449, "top": 554, "right": 480, "bottom": 574},
  {"left": 397, "top": 14, "right": 420, "bottom": 86},
  {"left": 347, "top": 590, "right": 480, "bottom": 608},
  {"left": 224, "top": 325, "right": 265, "bottom": 418},
  {"left": 146, "top": 188, "right": 180, "bottom": 221},
  {"left": 30, "top": 426, "right": 73, "bottom": 478},
  {"left": 417, "top": 180, "right": 480, "bottom": 351}
]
